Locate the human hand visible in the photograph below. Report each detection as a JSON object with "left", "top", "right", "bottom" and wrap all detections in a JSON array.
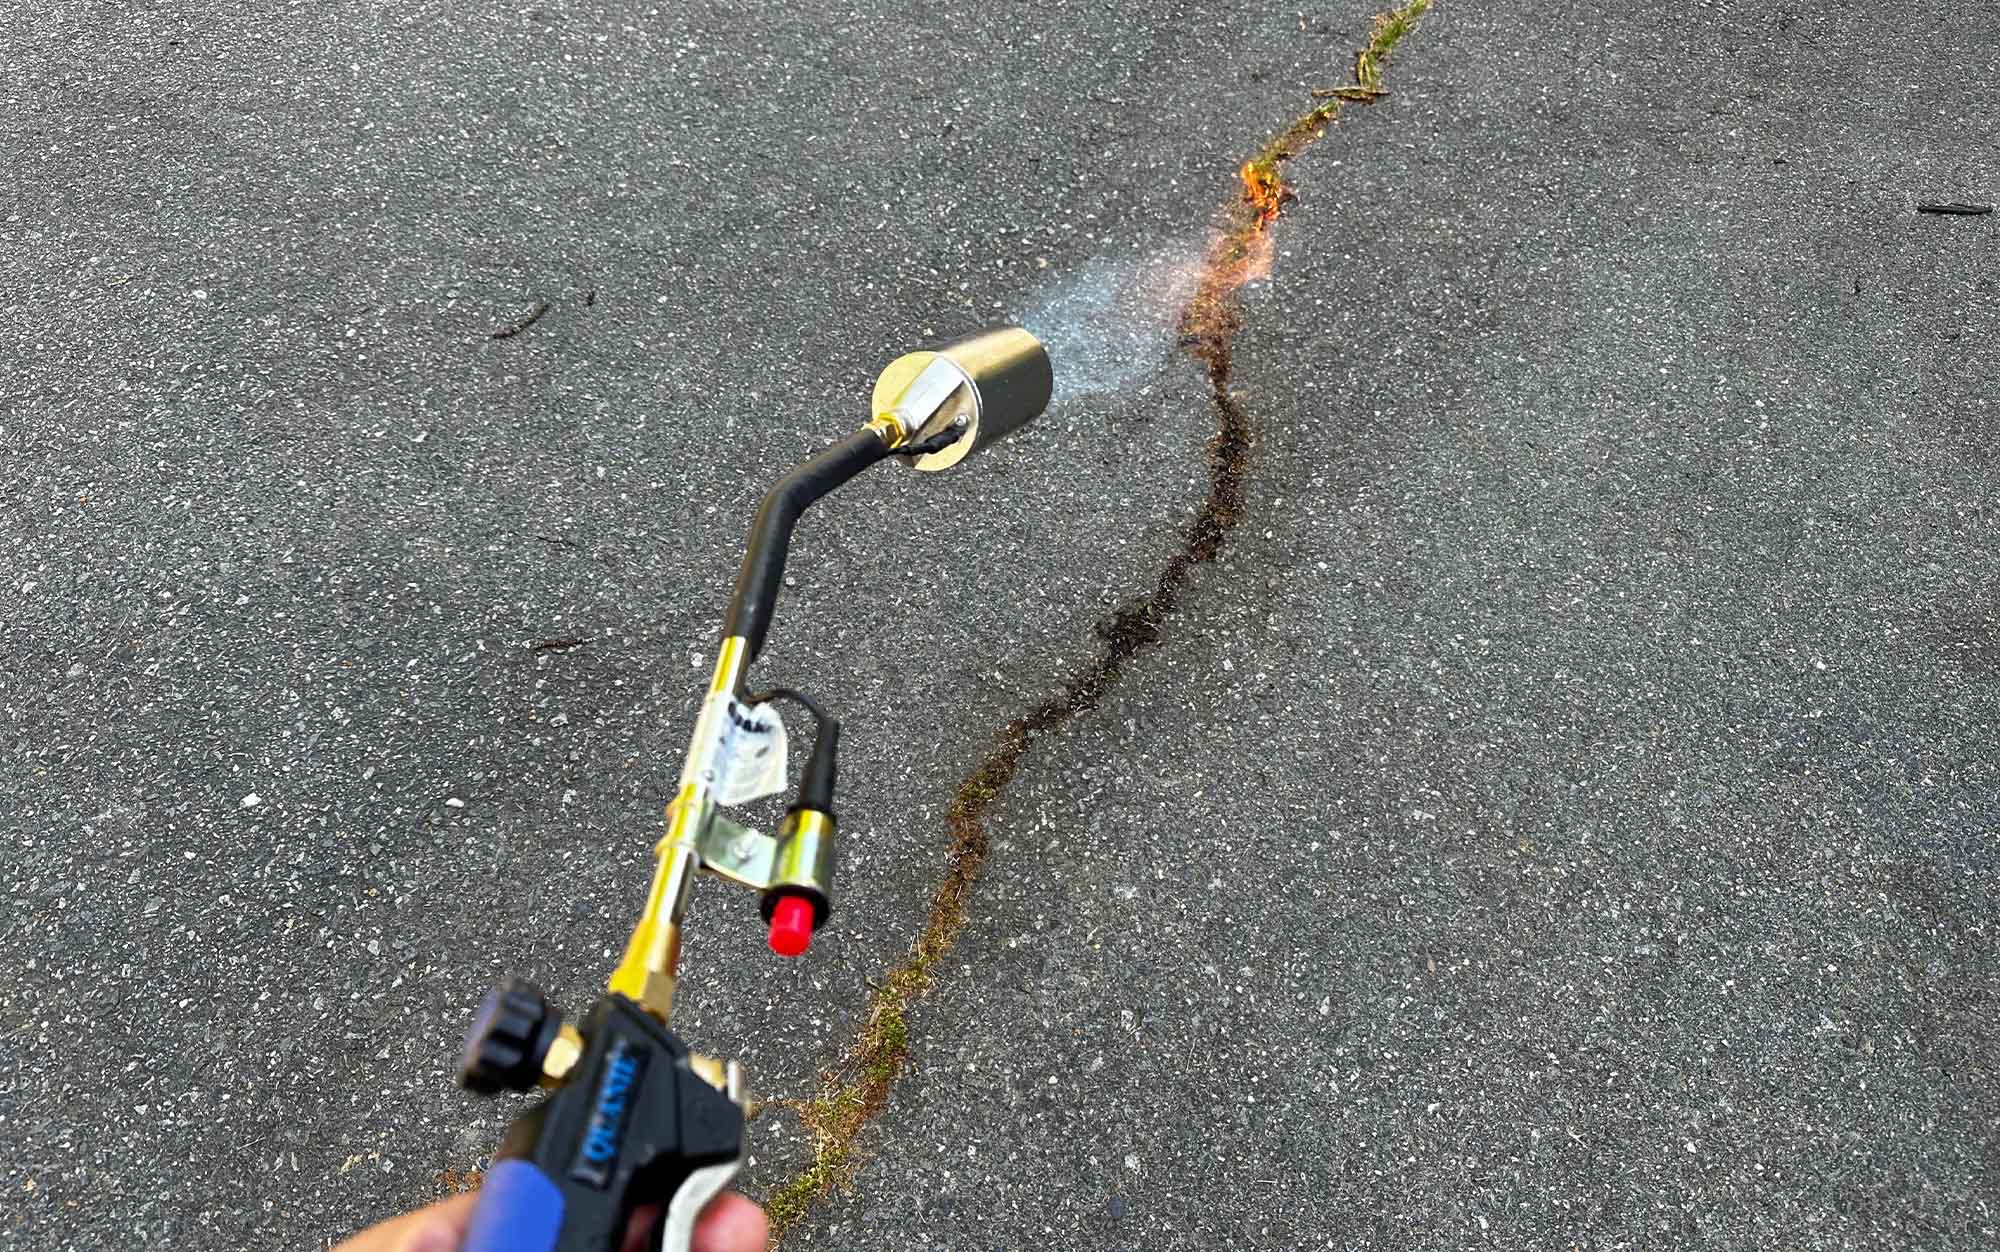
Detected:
[{"left": 329, "top": 1189, "right": 767, "bottom": 1252}]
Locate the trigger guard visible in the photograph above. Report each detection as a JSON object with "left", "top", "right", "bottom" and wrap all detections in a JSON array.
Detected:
[{"left": 657, "top": 1159, "right": 742, "bottom": 1252}]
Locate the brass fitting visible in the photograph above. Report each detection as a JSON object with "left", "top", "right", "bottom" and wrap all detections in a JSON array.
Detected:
[
  {"left": 538, "top": 1022, "right": 586, "bottom": 1088},
  {"left": 865, "top": 413, "right": 910, "bottom": 449}
]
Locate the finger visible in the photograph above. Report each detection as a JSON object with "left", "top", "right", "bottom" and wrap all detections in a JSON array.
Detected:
[
  {"left": 328, "top": 1192, "right": 477, "bottom": 1252},
  {"left": 398, "top": 1193, "right": 477, "bottom": 1252},
  {"left": 691, "top": 1193, "right": 768, "bottom": 1252},
  {"left": 616, "top": 1193, "right": 764, "bottom": 1252},
  {"left": 620, "top": 1201, "right": 663, "bottom": 1252}
]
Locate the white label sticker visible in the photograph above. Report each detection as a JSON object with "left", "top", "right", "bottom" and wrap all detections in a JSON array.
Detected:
[{"left": 713, "top": 698, "right": 788, "bottom": 805}]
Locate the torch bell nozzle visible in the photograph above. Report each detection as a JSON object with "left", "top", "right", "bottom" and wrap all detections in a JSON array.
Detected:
[{"left": 871, "top": 326, "right": 1053, "bottom": 471}]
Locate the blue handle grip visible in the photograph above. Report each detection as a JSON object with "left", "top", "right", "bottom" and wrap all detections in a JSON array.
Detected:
[{"left": 461, "top": 1160, "right": 567, "bottom": 1252}]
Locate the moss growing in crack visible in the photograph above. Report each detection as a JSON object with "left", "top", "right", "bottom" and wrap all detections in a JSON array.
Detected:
[
  {"left": 1256, "top": 0, "right": 1433, "bottom": 187},
  {"left": 763, "top": 729, "right": 1030, "bottom": 1245},
  {"left": 1362, "top": 0, "right": 1432, "bottom": 76}
]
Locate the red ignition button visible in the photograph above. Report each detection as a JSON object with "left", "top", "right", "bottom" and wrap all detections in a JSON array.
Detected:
[{"left": 768, "top": 895, "right": 815, "bottom": 957}]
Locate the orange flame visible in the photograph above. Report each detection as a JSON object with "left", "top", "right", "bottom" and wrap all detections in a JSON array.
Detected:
[
  {"left": 1240, "top": 160, "right": 1287, "bottom": 227},
  {"left": 1179, "top": 156, "right": 1288, "bottom": 369}
]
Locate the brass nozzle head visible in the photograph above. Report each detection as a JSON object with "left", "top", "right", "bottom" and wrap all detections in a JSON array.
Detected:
[{"left": 871, "top": 326, "right": 1053, "bottom": 471}]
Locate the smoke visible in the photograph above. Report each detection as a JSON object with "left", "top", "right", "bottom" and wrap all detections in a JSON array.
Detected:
[{"left": 1014, "top": 244, "right": 1210, "bottom": 407}]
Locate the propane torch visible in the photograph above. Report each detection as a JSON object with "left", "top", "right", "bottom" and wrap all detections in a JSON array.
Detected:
[{"left": 447, "top": 327, "right": 1054, "bottom": 1252}]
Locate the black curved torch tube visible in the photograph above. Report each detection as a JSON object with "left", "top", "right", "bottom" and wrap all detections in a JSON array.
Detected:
[
  {"left": 723, "top": 428, "right": 895, "bottom": 665},
  {"left": 794, "top": 718, "right": 839, "bottom": 816}
]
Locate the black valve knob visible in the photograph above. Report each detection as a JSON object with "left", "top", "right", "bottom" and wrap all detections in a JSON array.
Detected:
[{"left": 458, "top": 977, "right": 562, "bottom": 1095}]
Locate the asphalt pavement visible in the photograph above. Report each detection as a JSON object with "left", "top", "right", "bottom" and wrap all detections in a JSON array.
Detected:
[{"left": 2, "top": 2, "right": 1994, "bottom": 1250}]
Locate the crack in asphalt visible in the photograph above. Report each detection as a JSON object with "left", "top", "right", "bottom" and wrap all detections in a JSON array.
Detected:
[{"left": 763, "top": 3, "right": 1433, "bottom": 1241}]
